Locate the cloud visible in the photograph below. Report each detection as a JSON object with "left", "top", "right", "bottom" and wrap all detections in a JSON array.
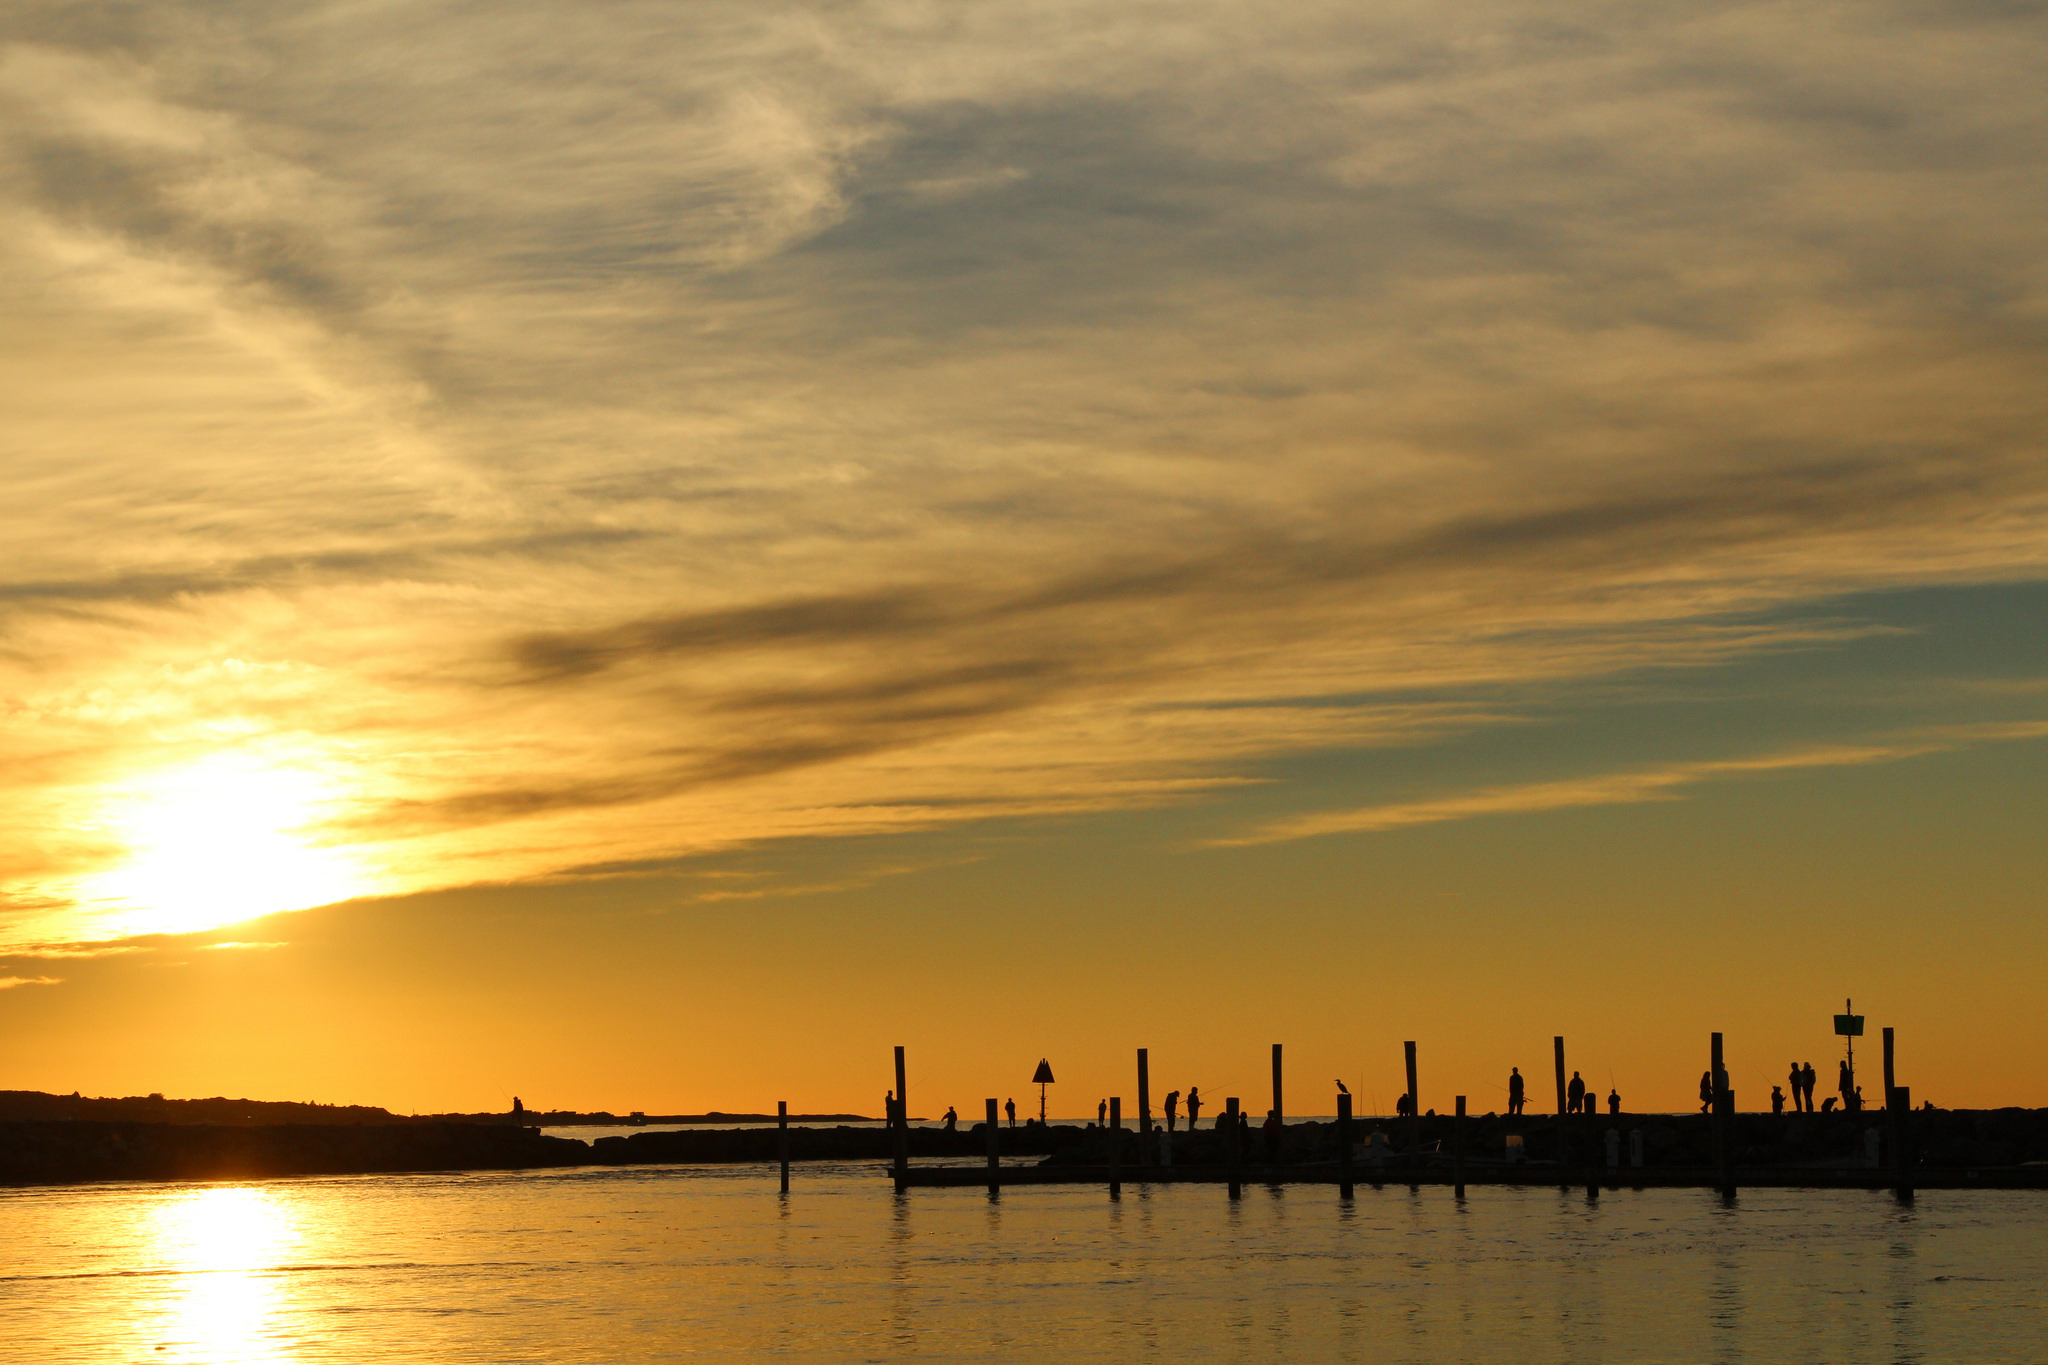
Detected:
[
  {"left": 197, "top": 940, "right": 287, "bottom": 951},
  {"left": 1217, "top": 724, "right": 2048, "bottom": 847},
  {"left": 0, "top": 975, "right": 61, "bottom": 990},
  {"left": 2, "top": 1, "right": 2048, "bottom": 944}
]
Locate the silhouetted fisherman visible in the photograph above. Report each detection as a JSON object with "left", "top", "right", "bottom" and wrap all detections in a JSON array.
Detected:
[
  {"left": 943, "top": 1106, "right": 958, "bottom": 1133},
  {"left": 1848, "top": 1085, "right": 1864, "bottom": 1114},
  {"left": 1263, "top": 1109, "right": 1281, "bottom": 1163},
  {"left": 1698, "top": 1071, "right": 1714, "bottom": 1114},
  {"left": 512, "top": 1097, "right": 524, "bottom": 1121},
  {"left": 1163, "top": 1089, "right": 1180, "bottom": 1132},
  {"left": 1567, "top": 1071, "right": 1586, "bottom": 1115},
  {"left": 1098, "top": 1098, "right": 1108, "bottom": 1126},
  {"left": 1005, "top": 1098, "right": 1017, "bottom": 1128},
  {"left": 1187, "top": 1087, "right": 1202, "bottom": 1128},
  {"left": 1803, "top": 1062, "right": 1817, "bottom": 1111},
  {"left": 1507, "top": 1068, "right": 1525, "bottom": 1116},
  {"left": 1607, "top": 1088, "right": 1620, "bottom": 1116},
  {"left": 1771, "top": 1085, "right": 1785, "bottom": 1115},
  {"left": 885, "top": 1090, "right": 895, "bottom": 1124},
  {"left": 1788, "top": 1062, "right": 1802, "bottom": 1113}
]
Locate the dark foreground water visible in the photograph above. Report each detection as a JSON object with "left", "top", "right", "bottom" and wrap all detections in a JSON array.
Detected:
[{"left": 1, "top": 1163, "right": 2042, "bottom": 1362}]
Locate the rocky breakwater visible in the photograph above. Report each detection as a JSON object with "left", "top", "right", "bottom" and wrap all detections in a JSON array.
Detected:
[
  {"left": 588, "top": 1122, "right": 1081, "bottom": 1165},
  {"left": 0, "top": 1121, "right": 589, "bottom": 1186}
]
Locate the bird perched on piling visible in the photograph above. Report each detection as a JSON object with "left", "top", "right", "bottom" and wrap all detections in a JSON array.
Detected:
[{"left": 1335, "top": 1080, "right": 1349, "bottom": 1094}]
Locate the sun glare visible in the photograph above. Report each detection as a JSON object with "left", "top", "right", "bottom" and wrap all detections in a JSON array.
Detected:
[
  {"left": 139, "top": 1185, "right": 302, "bottom": 1364},
  {"left": 81, "top": 754, "right": 366, "bottom": 939}
]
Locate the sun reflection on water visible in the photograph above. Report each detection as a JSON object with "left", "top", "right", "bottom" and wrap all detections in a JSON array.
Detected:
[{"left": 141, "top": 1186, "right": 303, "bottom": 1364}]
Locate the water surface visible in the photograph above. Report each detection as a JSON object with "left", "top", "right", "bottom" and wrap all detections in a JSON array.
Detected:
[{"left": 2, "top": 1163, "right": 2041, "bottom": 1361}]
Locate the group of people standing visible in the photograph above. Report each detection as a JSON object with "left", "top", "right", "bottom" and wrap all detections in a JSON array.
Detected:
[
  {"left": 1770, "top": 1060, "right": 1864, "bottom": 1113},
  {"left": 1505, "top": 1066, "right": 1619, "bottom": 1115}
]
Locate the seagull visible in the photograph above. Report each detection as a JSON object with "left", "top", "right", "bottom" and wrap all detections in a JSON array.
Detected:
[{"left": 1335, "top": 1080, "right": 1349, "bottom": 1095}]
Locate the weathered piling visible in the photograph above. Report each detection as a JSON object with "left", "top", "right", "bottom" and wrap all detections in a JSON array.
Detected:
[
  {"left": 778, "top": 1100, "right": 790, "bottom": 1194},
  {"left": 1272, "top": 1044, "right": 1285, "bottom": 1148},
  {"left": 1226, "top": 1097, "right": 1242, "bottom": 1198},
  {"left": 1453, "top": 1094, "right": 1467, "bottom": 1198},
  {"left": 1337, "top": 1092, "right": 1355, "bottom": 1199},
  {"left": 1892, "top": 1084, "right": 1913, "bottom": 1201},
  {"left": 1137, "top": 1049, "right": 1152, "bottom": 1159},
  {"left": 1883, "top": 1026, "right": 1897, "bottom": 1101},
  {"left": 1711, "top": 1032, "right": 1735, "bottom": 1199},
  {"left": 1583, "top": 1095, "right": 1599, "bottom": 1199},
  {"left": 985, "top": 1098, "right": 1001, "bottom": 1197},
  {"left": 892, "top": 1045, "right": 910, "bottom": 1192},
  {"left": 1404, "top": 1040, "right": 1420, "bottom": 1158},
  {"left": 1109, "top": 1097, "right": 1122, "bottom": 1199},
  {"left": 1553, "top": 1037, "right": 1570, "bottom": 1187}
]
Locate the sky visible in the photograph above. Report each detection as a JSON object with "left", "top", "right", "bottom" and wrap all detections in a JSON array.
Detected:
[{"left": 1, "top": 0, "right": 2045, "bottom": 1117}]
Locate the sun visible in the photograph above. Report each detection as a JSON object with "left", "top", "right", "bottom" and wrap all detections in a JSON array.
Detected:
[{"left": 80, "top": 753, "right": 367, "bottom": 939}]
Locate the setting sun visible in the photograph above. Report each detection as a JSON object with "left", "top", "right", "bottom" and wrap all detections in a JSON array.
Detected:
[{"left": 79, "top": 755, "right": 366, "bottom": 940}]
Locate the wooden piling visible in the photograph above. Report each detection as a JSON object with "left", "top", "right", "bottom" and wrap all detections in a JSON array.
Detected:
[
  {"left": 1272, "top": 1043, "right": 1284, "bottom": 1143},
  {"left": 985, "top": 1097, "right": 1001, "bottom": 1197},
  {"left": 1137, "top": 1048, "right": 1152, "bottom": 1160},
  {"left": 778, "top": 1100, "right": 790, "bottom": 1194},
  {"left": 1109, "top": 1097, "right": 1122, "bottom": 1199},
  {"left": 1553, "top": 1036, "right": 1570, "bottom": 1187},
  {"left": 892, "top": 1046, "right": 909, "bottom": 1192},
  {"left": 1226, "top": 1097, "right": 1243, "bottom": 1198},
  {"left": 1891, "top": 1084, "right": 1913, "bottom": 1201},
  {"left": 1454, "top": 1095, "right": 1467, "bottom": 1198},
  {"left": 1584, "top": 1096, "right": 1599, "bottom": 1199},
  {"left": 1404, "top": 1040, "right": 1420, "bottom": 1158},
  {"left": 1710, "top": 1032, "right": 1734, "bottom": 1199},
  {"left": 1883, "top": 1026, "right": 1897, "bottom": 1105},
  {"left": 1337, "top": 1092, "right": 1355, "bottom": 1200}
]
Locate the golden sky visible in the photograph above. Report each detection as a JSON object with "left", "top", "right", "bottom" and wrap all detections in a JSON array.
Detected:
[{"left": 2, "top": 0, "right": 2045, "bottom": 1114}]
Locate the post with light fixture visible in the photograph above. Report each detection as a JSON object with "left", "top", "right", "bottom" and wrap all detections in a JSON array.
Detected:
[{"left": 1032, "top": 1058, "right": 1055, "bottom": 1125}]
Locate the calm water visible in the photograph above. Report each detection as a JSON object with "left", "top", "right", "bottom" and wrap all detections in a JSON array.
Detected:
[{"left": 2, "top": 1162, "right": 2043, "bottom": 1362}]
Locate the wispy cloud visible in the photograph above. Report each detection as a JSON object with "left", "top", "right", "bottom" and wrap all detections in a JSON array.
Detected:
[
  {"left": 1218, "top": 723, "right": 2048, "bottom": 847},
  {"left": 0, "top": 975, "right": 60, "bottom": 990}
]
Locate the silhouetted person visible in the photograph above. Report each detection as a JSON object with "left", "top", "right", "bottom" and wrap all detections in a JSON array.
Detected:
[
  {"left": 1507, "top": 1068, "right": 1525, "bottom": 1116},
  {"left": 1607, "top": 1089, "right": 1620, "bottom": 1116},
  {"left": 885, "top": 1090, "right": 895, "bottom": 1125},
  {"left": 1567, "top": 1072, "right": 1585, "bottom": 1115},
  {"left": 1163, "top": 1089, "right": 1180, "bottom": 1132},
  {"left": 1187, "top": 1087, "right": 1202, "bottom": 1128},
  {"left": 1395, "top": 1092, "right": 1414, "bottom": 1118},
  {"left": 1005, "top": 1098, "right": 1016, "bottom": 1128},
  {"left": 1821, "top": 1096, "right": 1837, "bottom": 1113},
  {"left": 943, "top": 1106, "right": 958, "bottom": 1133},
  {"left": 1848, "top": 1085, "right": 1864, "bottom": 1114},
  {"left": 1788, "top": 1063, "right": 1801, "bottom": 1113},
  {"left": 1263, "top": 1109, "right": 1281, "bottom": 1162},
  {"left": 1803, "top": 1062, "right": 1817, "bottom": 1111},
  {"left": 1771, "top": 1085, "right": 1785, "bottom": 1115},
  {"left": 512, "top": 1097, "right": 523, "bottom": 1121},
  {"left": 1838, "top": 1060, "right": 1853, "bottom": 1111},
  {"left": 1098, "top": 1098, "right": 1108, "bottom": 1126},
  {"left": 1699, "top": 1071, "right": 1714, "bottom": 1114}
]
